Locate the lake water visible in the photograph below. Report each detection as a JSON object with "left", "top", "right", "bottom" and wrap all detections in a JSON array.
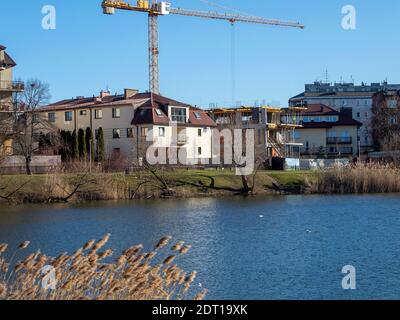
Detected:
[{"left": 1, "top": 194, "right": 400, "bottom": 300}]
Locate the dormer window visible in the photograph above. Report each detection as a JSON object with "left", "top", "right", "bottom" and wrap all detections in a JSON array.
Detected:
[{"left": 171, "top": 107, "right": 187, "bottom": 123}]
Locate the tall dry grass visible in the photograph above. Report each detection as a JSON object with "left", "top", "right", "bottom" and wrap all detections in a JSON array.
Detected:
[
  {"left": 0, "top": 234, "right": 206, "bottom": 300},
  {"left": 311, "top": 163, "right": 400, "bottom": 194}
]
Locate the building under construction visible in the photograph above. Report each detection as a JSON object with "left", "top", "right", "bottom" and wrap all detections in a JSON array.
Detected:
[{"left": 207, "top": 106, "right": 304, "bottom": 166}]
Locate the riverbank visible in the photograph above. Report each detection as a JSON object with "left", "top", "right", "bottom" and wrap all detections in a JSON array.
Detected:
[
  {"left": 1, "top": 164, "right": 400, "bottom": 205},
  {"left": 0, "top": 169, "right": 316, "bottom": 204}
]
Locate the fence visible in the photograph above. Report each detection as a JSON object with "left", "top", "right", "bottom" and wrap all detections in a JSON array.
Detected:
[{"left": 0, "top": 155, "right": 61, "bottom": 174}]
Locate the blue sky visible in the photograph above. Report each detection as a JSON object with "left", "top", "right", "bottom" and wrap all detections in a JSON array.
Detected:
[{"left": 1, "top": 0, "right": 400, "bottom": 107}]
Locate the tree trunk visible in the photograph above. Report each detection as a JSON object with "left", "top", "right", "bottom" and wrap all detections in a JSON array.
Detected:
[
  {"left": 241, "top": 175, "right": 251, "bottom": 194},
  {"left": 25, "top": 156, "right": 32, "bottom": 175}
]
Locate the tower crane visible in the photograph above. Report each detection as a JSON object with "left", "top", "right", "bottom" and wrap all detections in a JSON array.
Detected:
[{"left": 101, "top": 0, "right": 304, "bottom": 95}]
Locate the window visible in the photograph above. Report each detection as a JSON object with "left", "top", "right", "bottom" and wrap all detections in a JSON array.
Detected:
[
  {"left": 48, "top": 112, "right": 55, "bottom": 122},
  {"left": 198, "top": 147, "right": 202, "bottom": 155},
  {"left": 198, "top": 128, "right": 202, "bottom": 137},
  {"left": 293, "top": 131, "right": 301, "bottom": 139},
  {"left": 141, "top": 127, "right": 148, "bottom": 137},
  {"left": 159, "top": 127, "right": 165, "bottom": 137},
  {"left": 171, "top": 107, "right": 187, "bottom": 123},
  {"left": 32, "top": 114, "right": 39, "bottom": 123},
  {"left": 113, "top": 129, "right": 121, "bottom": 139},
  {"left": 389, "top": 116, "right": 397, "bottom": 125},
  {"left": 95, "top": 109, "right": 103, "bottom": 119},
  {"left": 365, "top": 112, "right": 369, "bottom": 118},
  {"left": 126, "top": 128, "right": 134, "bottom": 138},
  {"left": 155, "top": 109, "right": 164, "bottom": 116},
  {"left": 65, "top": 111, "right": 73, "bottom": 122},
  {"left": 80, "top": 110, "right": 87, "bottom": 116},
  {"left": 357, "top": 112, "right": 360, "bottom": 118},
  {"left": 194, "top": 111, "right": 202, "bottom": 119},
  {"left": 389, "top": 99, "right": 397, "bottom": 108},
  {"left": 112, "top": 108, "right": 120, "bottom": 118}
]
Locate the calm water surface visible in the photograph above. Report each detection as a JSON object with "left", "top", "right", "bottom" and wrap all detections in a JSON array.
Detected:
[{"left": 1, "top": 194, "right": 400, "bottom": 299}]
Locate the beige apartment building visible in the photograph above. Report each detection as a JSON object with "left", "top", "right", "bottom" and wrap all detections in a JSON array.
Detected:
[
  {"left": 40, "top": 90, "right": 216, "bottom": 164},
  {"left": 281, "top": 104, "right": 362, "bottom": 158},
  {"left": 0, "top": 45, "right": 24, "bottom": 156}
]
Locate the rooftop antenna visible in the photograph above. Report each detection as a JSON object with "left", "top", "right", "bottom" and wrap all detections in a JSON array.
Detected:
[
  {"left": 324, "top": 69, "right": 329, "bottom": 84},
  {"left": 350, "top": 75, "right": 354, "bottom": 83}
]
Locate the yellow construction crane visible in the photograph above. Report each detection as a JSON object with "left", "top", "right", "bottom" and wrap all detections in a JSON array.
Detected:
[{"left": 101, "top": 0, "right": 304, "bottom": 95}]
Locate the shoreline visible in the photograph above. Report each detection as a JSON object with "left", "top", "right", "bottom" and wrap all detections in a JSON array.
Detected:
[{"left": 1, "top": 165, "right": 400, "bottom": 206}]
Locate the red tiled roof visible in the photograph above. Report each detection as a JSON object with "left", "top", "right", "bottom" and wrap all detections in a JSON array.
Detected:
[
  {"left": 302, "top": 104, "right": 338, "bottom": 115},
  {"left": 41, "top": 91, "right": 216, "bottom": 127},
  {"left": 188, "top": 109, "right": 216, "bottom": 127},
  {"left": 298, "top": 104, "right": 362, "bottom": 128}
]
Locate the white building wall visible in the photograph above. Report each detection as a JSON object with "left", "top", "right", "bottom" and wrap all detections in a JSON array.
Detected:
[{"left": 148, "top": 125, "right": 213, "bottom": 164}]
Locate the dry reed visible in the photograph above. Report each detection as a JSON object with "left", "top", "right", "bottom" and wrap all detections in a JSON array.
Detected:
[
  {"left": 0, "top": 235, "right": 207, "bottom": 300},
  {"left": 311, "top": 163, "right": 400, "bottom": 194}
]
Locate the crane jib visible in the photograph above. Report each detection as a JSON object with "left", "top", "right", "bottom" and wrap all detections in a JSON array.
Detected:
[{"left": 101, "top": 0, "right": 304, "bottom": 94}]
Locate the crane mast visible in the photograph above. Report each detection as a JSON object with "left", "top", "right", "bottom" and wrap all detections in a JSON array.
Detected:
[{"left": 101, "top": 0, "right": 304, "bottom": 95}]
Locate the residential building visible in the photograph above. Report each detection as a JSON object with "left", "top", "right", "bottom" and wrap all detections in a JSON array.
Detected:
[
  {"left": 0, "top": 45, "right": 24, "bottom": 111},
  {"left": 371, "top": 89, "right": 400, "bottom": 151},
  {"left": 281, "top": 104, "right": 362, "bottom": 158},
  {"left": 0, "top": 45, "right": 24, "bottom": 157},
  {"left": 40, "top": 90, "right": 216, "bottom": 164},
  {"left": 289, "top": 81, "right": 400, "bottom": 152}
]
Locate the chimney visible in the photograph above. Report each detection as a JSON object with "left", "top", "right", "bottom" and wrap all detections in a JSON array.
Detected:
[
  {"left": 124, "top": 88, "right": 139, "bottom": 99},
  {"left": 100, "top": 90, "right": 111, "bottom": 99}
]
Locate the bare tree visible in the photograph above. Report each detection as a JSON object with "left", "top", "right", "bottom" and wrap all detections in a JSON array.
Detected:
[
  {"left": 0, "top": 112, "right": 14, "bottom": 164},
  {"left": 372, "top": 91, "right": 400, "bottom": 151},
  {"left": 12, "top": 79, "right": 59, "bottom": 175}
]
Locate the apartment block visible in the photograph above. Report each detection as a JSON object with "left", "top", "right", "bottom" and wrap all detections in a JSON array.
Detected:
[
  {"left": 281, "top": 104, "right": 362, "bottom": 158},
  {"left": 0, "top": 45, "right": 24, "bottom": 111},
  {"left": 0, "top": 45, "right": 24, "bottom": 156},
  {"left": 289, "top": 81, "right": 400, "bottom": 152},
  {"left": 40, "top": 90, "right": 216, "bottom": 164},
  {"left": 207, "top": 106, "right": 302, "bottom": 161}
]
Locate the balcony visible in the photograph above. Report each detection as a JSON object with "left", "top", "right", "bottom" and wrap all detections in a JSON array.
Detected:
[
  {"left": 326, "top": 137, "right": 352, "bottom": 144},
  {"left": 171, "top": 115, "right": 187, "bottom": 124},
  {"left": 301, "top": 147, "right": 354, "bottom": 156},
  {"left": 0, "top": 80, "right": 24, "bottom": 92}
]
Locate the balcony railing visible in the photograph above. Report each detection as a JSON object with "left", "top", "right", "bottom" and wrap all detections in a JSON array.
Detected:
[
  {"left": 301, "top": 147, "right": 354, "bottom": 155},
  {"left": 0, "top": 80, "right": 24, "bottom": 92},
  {"left": 171, "top": 115, "right": 187, "bottom": 124},
  {"left": 326, "top": 137, "right": 352, "bottom": 144}
]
